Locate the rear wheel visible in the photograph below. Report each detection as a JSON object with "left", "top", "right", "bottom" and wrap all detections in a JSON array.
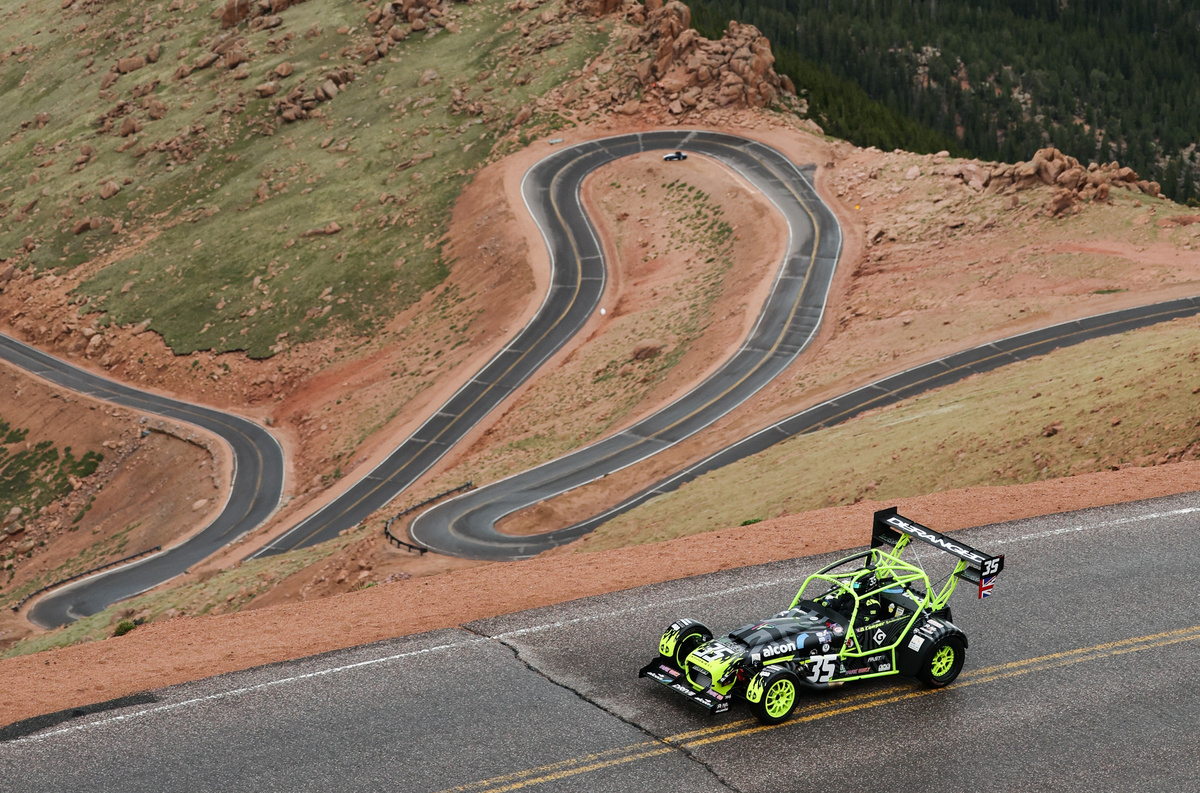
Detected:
[
  {"left": 918, "top": 635, "right": 965, "bottom": 687},
  {"left": 749, "top": 668, "right": 800, "bottom": 725}
]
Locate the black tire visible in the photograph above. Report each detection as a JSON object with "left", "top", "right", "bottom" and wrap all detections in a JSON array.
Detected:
[
  {"left": 748, "top": 667, "right": 801, "bottom": 725},
  {"left": 918, "top": 635, "right": 966, "bottom": 687},
  {"left": 673, "top": 624, "right": 711, "bottom": 668}
]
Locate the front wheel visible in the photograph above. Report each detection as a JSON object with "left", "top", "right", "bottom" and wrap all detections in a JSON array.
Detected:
[
  {"left": 748, "top": 668, "right": 800, "bottom": 725},
  {"left": 918, "top": 635, "right": 965, "bottom": 687},
  {"left": 672, "top": 624, "right": 711, "bottom": 668}
]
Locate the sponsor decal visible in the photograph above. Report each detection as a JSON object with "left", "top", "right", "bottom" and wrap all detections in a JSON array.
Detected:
[
  {"left": 821, "top": 643, "right": 830, "bottom": 652},
  {"left": 706, "top": 690, "right": 725, "bottom": 700},
  {"left": 762, "top": 640, "right": 796, "bottom": 659},
  {"left": 672, "top": 683, "right": 695, "bottom": 695},
  {"left": 816, "top": 630, "right": 832, "bottom": 643},
  {"left": 908, "top": 635, "right": 925, "bottom": 651},
  {"left": 832, "top": 624, "right": 845, "bottom": 636},
  {"left": 873, "top": 629, "right": 887, "bottom": 645},
  {"left": 866, "top": 654, "right": 886, "bottom": 664},
  {"left": 715, "top": 702, "right": 730, "bottom": 713},
  {"left": 885, "top": 516, "right": 988, "bottom": 563},
  {"left": 660, "top": 665, "right": 679, "bottom": 677},
  {"left": 844, "top": 667, "right": 870, "bottom": 676},
  {"left": 877, "top": 663, "right": 892, "bottom": 672},
  {"left": 887, "top": 602, "right": 896, "bottom": 615}
]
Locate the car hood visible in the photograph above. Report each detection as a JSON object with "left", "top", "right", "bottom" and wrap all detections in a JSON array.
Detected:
[{"left": 728, "top": 609, "right": 845, "bottom": 656}]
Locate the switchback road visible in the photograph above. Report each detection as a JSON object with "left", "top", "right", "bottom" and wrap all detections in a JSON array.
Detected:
[
  {"left": 257, "top": 130, "right": 840, "bottom": 557},
  {"left": 0, "top": 334, "right": 283, "bottom": 628},
  {"left": 409, "top": 131, "right": 841, "bottom": 559}
]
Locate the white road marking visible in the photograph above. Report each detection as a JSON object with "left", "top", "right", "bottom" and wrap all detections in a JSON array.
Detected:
[
  {"left": 987, "top": 506, "right": 1200, "bottom": 546},
  {"left": 7, "top": 501, "right": 1193, "bottom": 744}
]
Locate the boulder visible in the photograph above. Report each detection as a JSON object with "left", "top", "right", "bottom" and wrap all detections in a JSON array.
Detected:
[
  {"left": 1045, "top": 189, "right": 1077, "bottom": 217},
  {"left": 632, "top": 339, "right": 663, "bottom": 360},
  {"left": 221, "top": 0, "right": 252, "bottom": 28},
  {"left": 99, "top": 180, "right": 121, "bottom": 199},
  {"left": 116, "top": 56, "right": 147, "bottom": 74}
]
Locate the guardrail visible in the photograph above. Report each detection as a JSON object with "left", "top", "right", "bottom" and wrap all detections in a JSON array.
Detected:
[
  {"left": 10, "top": 545, "right": 162, "bottom": 613},
  {"left": 383, "top": 481, "right": 473, "bottom": 554}
]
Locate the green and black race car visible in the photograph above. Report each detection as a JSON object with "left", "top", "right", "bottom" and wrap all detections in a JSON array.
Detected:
[{"left": 639, "top": 508, "right": 1005, "bottom": 724}]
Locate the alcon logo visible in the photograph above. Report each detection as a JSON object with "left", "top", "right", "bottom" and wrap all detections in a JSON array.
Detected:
[{"left": 761, "top": 640, "right": 796, "bottom": 658}]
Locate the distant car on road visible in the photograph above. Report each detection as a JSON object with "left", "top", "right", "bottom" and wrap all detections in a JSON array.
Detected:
[
  {"left": 640, "top": 508, "right": 1005, "bottom": 724},
  {"left": 662, "top": 151, "right": 687, "bottom": 161}
]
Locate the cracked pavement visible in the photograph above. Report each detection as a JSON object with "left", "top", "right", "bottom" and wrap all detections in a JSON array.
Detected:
[{"left": 5, "top": 495, "right": 1200, "bottom": 791}]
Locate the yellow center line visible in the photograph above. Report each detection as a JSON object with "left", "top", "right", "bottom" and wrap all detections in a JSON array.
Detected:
[{"left": 440, "top": 625, "right": 1200, "bottom": 792}]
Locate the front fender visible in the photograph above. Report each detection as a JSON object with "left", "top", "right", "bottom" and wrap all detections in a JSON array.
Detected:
[{"left": 658, "top": 618, "right": 711, "bottom": 659}]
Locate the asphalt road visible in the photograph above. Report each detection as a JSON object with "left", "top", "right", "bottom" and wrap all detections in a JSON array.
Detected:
[
  {"left": 256, "top": 130, "right": 840, "bottom": 558},
  {"left": 409, "top": 132, "right": 842, "bottom": 560},
  {"left": 6, "top": 496, "right": 1199, "bottom": 791},
  {"left": 0, "top": 334, "right": 284, "bottom": 629}
]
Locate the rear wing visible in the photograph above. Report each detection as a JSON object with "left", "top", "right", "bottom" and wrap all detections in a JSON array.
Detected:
[{"left": 872, "top": 507, "right": 1004, "bottom": 599}]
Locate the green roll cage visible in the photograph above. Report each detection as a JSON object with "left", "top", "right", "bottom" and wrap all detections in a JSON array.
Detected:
[{"left": 787, "top": 536, "right": 972, "bottom": 666}]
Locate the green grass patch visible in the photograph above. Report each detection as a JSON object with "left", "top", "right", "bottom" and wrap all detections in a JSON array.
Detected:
[
  {"left": 0, "top": 0, "right": 610, "bottom": 357},
  {"left": 0, "top": 414, "right": 102, "bottom": 529}
]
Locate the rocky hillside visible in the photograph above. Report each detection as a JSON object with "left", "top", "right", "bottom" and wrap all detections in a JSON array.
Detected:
[{"left": 0, "top": 0, "right": 798, "bottom": 361}]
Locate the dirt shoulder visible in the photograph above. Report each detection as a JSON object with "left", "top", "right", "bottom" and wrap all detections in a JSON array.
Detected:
[{"left": 3, "top": 459, "right": 1198, "bottom": 726}]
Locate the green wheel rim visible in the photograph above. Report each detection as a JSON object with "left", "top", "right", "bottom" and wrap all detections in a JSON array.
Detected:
[
  {"left": 931, "top": 645, "right": 956, "bottom": 677},
  {"left": 764, "top": 679, "right": 796, "bottom": 719}
]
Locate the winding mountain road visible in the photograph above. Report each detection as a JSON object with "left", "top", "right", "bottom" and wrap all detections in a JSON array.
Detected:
[
  {"left": 409, "top": 131, "right": 841, "bottom": 559},
  {"left": 255, "top": 130, "right": 841, "bottom": 557},
  {"left": 13, "top": 129, "right": 1200, "bottom": 623},
  {"left": 0, "top": 335, "right": 284, "bottom": 628}
]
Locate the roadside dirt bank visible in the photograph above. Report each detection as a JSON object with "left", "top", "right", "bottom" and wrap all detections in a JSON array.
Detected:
[{"left": 3, "top": 459, "right": 1198, "bottom": 726}]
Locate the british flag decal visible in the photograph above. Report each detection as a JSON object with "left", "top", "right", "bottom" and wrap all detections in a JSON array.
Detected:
[{"left": 978, "top": 575, "right": 996, "bottom": 599}]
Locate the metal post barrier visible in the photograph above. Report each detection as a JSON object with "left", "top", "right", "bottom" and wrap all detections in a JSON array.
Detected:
[
  {"left": 10, "top": 545, "right": 162, "bottom": 612},
  {"left": 382, "top": 481, "right": 473, "bottom": 554}
]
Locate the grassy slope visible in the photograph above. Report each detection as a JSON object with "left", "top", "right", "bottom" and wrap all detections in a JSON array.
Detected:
[
  {"left": 583, "top": 314, "right": 1200, "bottom": 549},
  {"left": 0, "top": 0, "right": 606, "bottom": 357}
]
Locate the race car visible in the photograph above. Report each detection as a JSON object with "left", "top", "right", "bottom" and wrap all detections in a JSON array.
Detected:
[
  {"left": 639, "top": 508, "right": 1004, "bottom": 724},
  {"left": 662, "top": 150, "right": 687, "bottom": 161}
]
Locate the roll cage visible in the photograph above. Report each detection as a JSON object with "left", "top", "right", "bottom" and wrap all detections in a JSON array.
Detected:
[{"left": 786, "top": 507, "right": 1001, "bottom": 667}]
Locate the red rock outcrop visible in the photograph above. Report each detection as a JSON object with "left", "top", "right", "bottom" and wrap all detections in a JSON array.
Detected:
[
  {"left": 623, "top": 0, "right": 794, "bottom": 115},
  {"left": 938, "top": 147, "right": 1161, "bottom": 217}
]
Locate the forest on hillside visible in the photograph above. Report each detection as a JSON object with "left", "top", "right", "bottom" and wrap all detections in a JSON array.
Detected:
[{"left": 686, "top": 0, "right": 1200, "bottom": 204}]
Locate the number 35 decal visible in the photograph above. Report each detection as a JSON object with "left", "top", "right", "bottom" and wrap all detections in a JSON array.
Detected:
[
  {"left": 806, "top": 655, "right": 837, "bottom": 684},
  {"left": 982, "top": 557, "right": 1001, "bottom": 576}
]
